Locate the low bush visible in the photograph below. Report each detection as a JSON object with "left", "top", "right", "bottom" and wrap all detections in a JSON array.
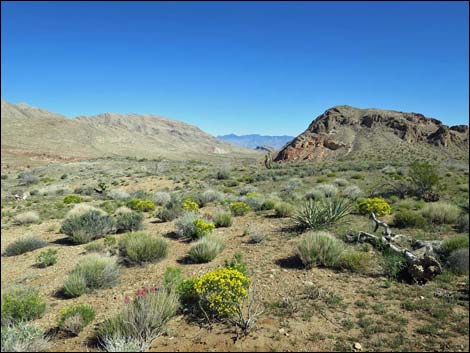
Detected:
[
  {"left": 13, "top": 211, "right": 40, "bottom": 225},
  {"left": 1, "top": 285, "right": 46, "bottom": 324},
  {"left": 99, "top": 288, "right": 179, "bottom": 352},
  {"left": 313, "top": 184, "right": 338, "bottom": 198},
  {"left": 196, "top": 189, "right": 223, "bottom": 207},
  {"left": 3, "top": 237, "right": 47, "bottom": 257},
  {"left": 107, "top": 189, "right": 130, "bottom": 200},
  {"left": 126, "top": 198, "right": 155, "bottom": 212},
  {"left": 188, "top": 235, "right": 224, "bottom": 263},
  {"left": 152, "top": 192, "right": 171, "bottom": 206},
  {"left": 60, "top": 206, "right": 115, "bottom": 244},
  {"left": 342, "top": 185, "right": 362, "bottom": 200},
  {"left": 1, "top": 322, "right": 49, "bottom": 352},
  {"left": 339, "top": 250, "right": 372, "bottom": 273},
  {"left": 119, "top": 232, "right": 168, "bottom": 265},
  {"left": 392, "top": 210, "right": 427, "bottom": 228},
  {"left": 380, "top": 249, "right": 407, "bottom": 279},
  {"left": 182, "top": 199, "right": 199, "bottom": 212},
  {"left": 420, "top": 202, "right": 460, "bottom": 225},
  {"left": 447, "top": 248, "right": 469, "bottom": 275},
  {"left": 296, "top": 231, "right": 344, "bottom": 268},
  {"left": 213, "top": 212, "right": 233, "bottom": 228},
  {"left": 58, "top": 305, "right": 95, "bottom": 335},
  {"left": 36, "top": 249, "right": 58, "bottom": 268},
  {"left": 175, "top": 213, "right": 215, "bottom": 240},
  {"left": 274, "top": 202, "right": 294, "bottom": 218},
  {"left": 357, "top": 197, "right": 392, "bottom": 216},
  {"left": 440, "top": 235, "right": 469, "bottom": 258},
  {"left": 63, "top": 254, "right": 120, "bottom": 298},
  {"left": 114, "top": 207, "right": 143, "bottom": 233},
  {"left": 230, "top": 201, "right": 251, "bottom": 216},
  {"left": 63, "top": 195, "right": 82, "bottom": 205},
  {"left": 260, "top": 199, "right": 276, "bottom": 210}
]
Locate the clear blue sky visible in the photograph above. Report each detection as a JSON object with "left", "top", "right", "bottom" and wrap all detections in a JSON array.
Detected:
[{"left": 1, "top": 1, "right": 468, "bottom": 136}]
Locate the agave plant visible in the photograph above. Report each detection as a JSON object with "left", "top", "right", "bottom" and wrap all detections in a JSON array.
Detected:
[{"left": 293, "top": 197, "right": 353, "bottom": 230}]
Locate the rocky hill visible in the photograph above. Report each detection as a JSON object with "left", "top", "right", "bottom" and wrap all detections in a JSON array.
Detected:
[
  {"left": 218, "top": 133, "right": 294, "bottom": 150},
  {"left": 1, "top": 101, "right": 258, "bottom": 167},
  {"left": 274, "top": 105, "right": 469, "bottom": 163}
]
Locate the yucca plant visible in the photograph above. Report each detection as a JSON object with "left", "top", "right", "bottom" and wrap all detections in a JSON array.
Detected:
[{"left": 293, "top": 197, "right": 352, "bottom": 230}]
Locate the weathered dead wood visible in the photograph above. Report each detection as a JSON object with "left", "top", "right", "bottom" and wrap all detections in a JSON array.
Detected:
[{"left": 348, "top": 214, "right": 443, "bottom": 283}]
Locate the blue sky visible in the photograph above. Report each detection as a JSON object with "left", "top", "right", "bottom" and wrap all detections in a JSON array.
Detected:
[{"left": 1, "top": 1, "right": 468, "bottom": 136}]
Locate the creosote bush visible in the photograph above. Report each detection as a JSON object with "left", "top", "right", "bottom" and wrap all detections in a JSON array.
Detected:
[
  {"left": 63, "top": 254, "right": 120, "bottom": 298},
  {"left": 119, "top": 232, "right": 168, "bottom": 265},
  {"left": 60, "top": 205, "right": 115, "bottom": 244},
  {"left": 3, "top": 237, "right": 47, "bottom": 257},
  {"left": 58, "top": 305, "right": 95, "bottom": 335},
  {"left": 296, "top": 231, "right": 345, "bottom": 268},
  {"left": 1, "top": 285, "right": 46, "bottom": 324}
]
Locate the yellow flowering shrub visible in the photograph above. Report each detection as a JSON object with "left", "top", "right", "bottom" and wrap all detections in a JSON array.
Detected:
[
  {"left": 182, "top": 199, "right": 199, "bottom": 212},
  {"left": 193, "top": 268, "right": 250, "bottom": 316},
  {"left": 192, "top": 219, "right": 215, "bottom": 239},
  {"left": 230, "top": 201, "right": 251, "bottom": 216},
  {"left": 357, "top": 197, "right": 392, "bottom": 216}
]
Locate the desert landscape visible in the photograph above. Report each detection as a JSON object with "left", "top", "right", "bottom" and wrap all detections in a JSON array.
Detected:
[{"left": 1, "top": 1, "right": 468, "bottom": 352}]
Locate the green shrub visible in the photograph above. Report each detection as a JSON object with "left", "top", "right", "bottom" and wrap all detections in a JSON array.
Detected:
[
  {"left": 175, "top": 213, "right": 215, "bottom": 240},
  {"left": 196, "top": 190, "right": 223, "bottom": 207},
  {"left": 190, "top": 267, "right": 250, "bottom": 317},
  {"left": 357, "top": 197, "right": 392, "bottom": 216},
  {"left": 60, "top": 206, "right": 115, "bottom": 244},
  {"left": 99, "top": 288, "right": 179, "bottom": 352},
  {"left": 119, "top": 232, "right": 168, "bottom": 265},
  {"left": 440, "top": 235, "right": 469, "bottom": 258},
  {"left": 260, "top": 199, "right": 276, "bottom": 210},
  {"left": 126, "top": 198, "right": 155, "bottom": 212},
  {"left": 114, "top": 207, "right": 143, "bottom": 233},
  {"left": 274, "top": 202, "right": 294, "bottom": 217},
  {"left": 36, "top": 249, "right": 58, "bottom": 268},
  {"left": 1, "top": 286, "right": 46, "bottom": 324},
  {"left": 13, "top": 211, "right": 40, "bottom": 225},
  {"left": 296, "top": 231, "right": 345, "bottom": 268},
  {"left": 63, "top": 254, "right": 120, "bottom": 298},
  {"left": 420, "top": 202, "right": 460, "bottom": 224},
  {"left": 230, "top": 201, "right": 251, "bottom": 216},
  {"left": 188, "top": 236, "right": 224, "bottom": 263},
  {"left": 408, "top": 161, "right": 441, "bottom": 198},
  {"left": 393, "top": 210, "right": 427, "bottom": 228},
  {"left": 3, "top": 237, "right": 47, "bottom": 257},
  {"left": 182, "top": 199, "right": 199, "bottom": 212},
  {"left": 162, "top": 267, "right": 184, "bottom": 291},
  {"left": 156, "top": 197, "right": 183, "bottom": 222},
  {"left": 293, "top": 197, "right": 352, "bottom": 230},
  {"left": 447, "top": 249, "right": 469, "bottom": 275},
  {"left": 216, "top": 169, "right": 230, "bottom": 180},
  {"left": 224, "top": 252, "right": 248, "bottom": 275},
  {"left": 456, "top": 213, "right": 469, "bottom": 233},
  {"left": 1, "top": 322, "right": 49, "bottom": 352},
  {"left": 380, "top": 249, "right": 407, "bottom": 279},
  {"left": 63, "top": 195, "right": 82, "bottom": 204},
  {"left": 339, "top": 250, "right": 372, "bottom": 273},
  {"left": 213, "top": 212, "right": 233, "bottom": 228},
  {"left": 58, "top": 305, "right": 95, "bottom": 335}
]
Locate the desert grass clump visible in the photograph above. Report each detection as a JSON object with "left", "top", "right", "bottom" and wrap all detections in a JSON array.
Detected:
[
  {"left": 230, "top": 201, "right": 251, "bottom": 216},
  {"left": 107, "top": 189, "right": 130, "bottom": 200},
  {"left": 188, "top": 235, "right": 225, "bottom": 263},
  {"left": 1, "top": 322, "right": 49, "bottom": 352},
  {"left": 440, "top": 235, "right": 469, "bottom": 258},
  {"left": 58, "top": 304, "right": 95, "bottom": 335},
  {"left": 420, "top": 202, "right": 460, "bottom": 225},
  {"left": 213, "top": 211, "right": 233, "bottom": 228},
  {"left": 60, "top": 205, "right": 115, "bottom": 244},
  {"left": 13, "top": 211, "right": 40, "bottom": 225},
  {"left": 1, "top": 285, "right": 46, "bottom": 324},
  {"left": 114, "top": 207, "right": 143, "bottom": 233},
  {"left": 35, "top": 249, "right": 58, "bottom": 268},
  {"left": 293, "top": 197, "right": 352, "bottom": 230},
  {"left": 63, "top": 254, "right": 120, "bottom": 298},
  {"left": 393, "top": 210, "right": 427, "bottom": 228},
  {"left": 152, "top": 191, "right": 171, "bottom": 206},
  {"left": 274, "top": 202, "right": 294, "bottom": 217},
  {"left": 447, "top": 248, "right": 469, "bottom": 275},
  {"left": 339, "top": 250, "right": 372, "bottom": 273},
  {"left": 99, "top": 288, "right": 179, "bottom": 352},
  {"left": 3, "top": 237, "right": 47, "bottom": 257},
  {"left": 119, "top": 232, "right": 168, "bottom": 265},
  {"left": 342, "top": 185, "right": 362, "bottom": 200},
  {"left": 196, "top": 189, "right": 223, "bottom": 207},
  {"left": 296, "top": 231, "right": 345, "bottom": 268}
]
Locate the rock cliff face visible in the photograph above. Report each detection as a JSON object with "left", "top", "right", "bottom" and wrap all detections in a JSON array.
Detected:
[{"left": 274, "top": 105, "right": 469, "bottom": 162}]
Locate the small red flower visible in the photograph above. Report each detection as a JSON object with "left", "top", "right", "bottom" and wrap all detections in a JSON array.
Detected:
[{"left": 124, "top": 296, "right": 130, "bottom": 305}]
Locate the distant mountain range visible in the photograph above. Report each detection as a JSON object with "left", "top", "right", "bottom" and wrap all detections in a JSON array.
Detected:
[
  {"left": 1, "top": 101, "right": 258, "bottom": 167},
  {"left": 217, "top": 134, "right": 294, "bottom": 150}
]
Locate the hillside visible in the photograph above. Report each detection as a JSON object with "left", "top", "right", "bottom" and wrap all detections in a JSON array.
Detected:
[
  {"left": 274, "top": 105, "right": 469, "bottom": 163},
  {"left": 218, "top": 133, "right": 294, "bottom": 150},
  {"left": 1, "top": 101, "right": 258, "bottom": 167}
]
